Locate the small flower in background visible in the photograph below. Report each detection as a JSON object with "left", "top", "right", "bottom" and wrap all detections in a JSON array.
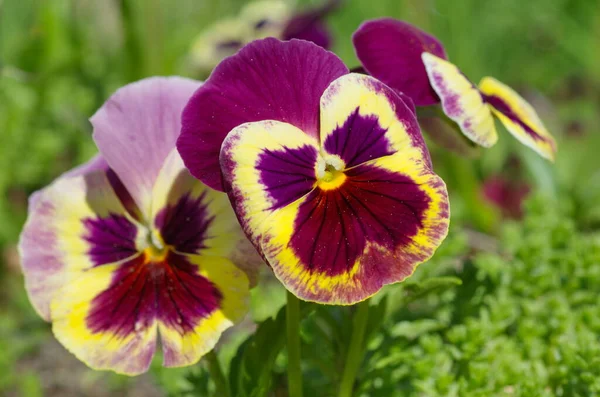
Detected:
[
  {"left": 189, "top": 0, "right": 338, "bottom": 73},
  {"left": 482, "top": 157, "right": 531, "bottom": 220},
  {"left": 18, "top": 77, "right": 255, "bottom": 375},
  {"left": 178, "top": 38, "right": 449, "bottom": 304},
  {"left": 352, "top": 18, "right": 558, "bottom": 161},
  {"left": 352, "top": 18, "right": 447, "bottom": 107},
  {"left": 482, "top": 175, "right": 531, "bottom": 220}
]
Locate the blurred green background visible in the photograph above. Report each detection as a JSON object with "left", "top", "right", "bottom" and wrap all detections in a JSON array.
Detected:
[{"left": 1, "top": 0, "right": 600, "bottom": 396}]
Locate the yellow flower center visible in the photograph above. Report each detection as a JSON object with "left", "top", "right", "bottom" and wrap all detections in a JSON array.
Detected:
[
  {"left": 143, "top": 229, "right": 170, "bottom": 262},
  {"left": 317, "top": 159, "right": 347, "bottom": 191}
]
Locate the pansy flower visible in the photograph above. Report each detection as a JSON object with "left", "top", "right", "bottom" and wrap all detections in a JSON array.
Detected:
[
  {"left": 178, "top": 38, "right": 449, "bottom": 305},
  {"left": 189, "top": 0, "right": 337, "bottom": 73},
  {"left": 18, "top": 77, "right": 253, "bottom": 375},
  {"left": 353, "top": 18, "right": 557, "bottom": 161},
  {"left": 482, "top": 157, "right": 531, "bottom": 219},
  {"left": 482, "top": 175, "right": 531, "bottom": 220}
]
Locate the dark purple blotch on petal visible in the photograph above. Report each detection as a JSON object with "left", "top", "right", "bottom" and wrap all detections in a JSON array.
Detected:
[
  {"left": 324, "top": 107, "right": 394, "bottom": 167},
  {"left": 155, "top": 192, "right": 215, "bottom": 254},
  {"left": 483, "top": 94, "right": 548, "bottom": 143},
  {"left": 258, "top": 145, "right": 318, "bottom": 210},
  {"left": 86, "top": 252, "right": 222, "bottom": 337},
  {"left": 82, "top": 214, "right": 138, "bottom": 266},
  {"left": 290, "top": 164, "right": 429, "bottom": 277},
  {"left": 106, "top": 168, "right": 142, "bottom": 221},
  {"left": 352, "top": 18, "right": 447, "bottom": 106}
]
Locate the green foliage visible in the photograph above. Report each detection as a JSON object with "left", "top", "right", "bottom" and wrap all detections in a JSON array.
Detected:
[
  {"left": 229, "top": 305, "right": 290, "bottom": 396},
  {"left": 177, "top": 192, "right": 600, "bottom": 396},
  {"left": 354, "top": 195, "right": 600, "bottom": 396}
]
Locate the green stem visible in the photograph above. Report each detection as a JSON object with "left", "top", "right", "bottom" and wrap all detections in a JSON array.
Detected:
[
  {"left": 206, "top": 350, "right": 229, "bottom": 397},
  {"left": 286, "top": 291, "right": 303, "bottom": 397},
  {"left": 338, "top": 300, "right": 370, "bottom": 397},
  {"left": 119, "top": 0, "right": 144, "bottom": 81}
]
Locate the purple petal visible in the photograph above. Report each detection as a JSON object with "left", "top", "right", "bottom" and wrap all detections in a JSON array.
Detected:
[
  {"left": 283, "top": 17, "right": 331, "bottom": 49},
  {"left": 91, "top": 77, "right": 201, "bottom": 218},
  {"left": 482, "top": 175, "right": 530, "bottom": 219},
  {"left": 177, "top": 38, "right": 348, "bottom": 191},
  {"left": 352, "top": 18, "right": 447, "bottom": 106},
  {"left": 283, "top": 0, "right": 339, "bottom": 49}
]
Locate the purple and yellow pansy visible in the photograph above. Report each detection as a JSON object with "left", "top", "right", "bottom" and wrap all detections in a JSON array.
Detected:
[
  {"left": 178, "top": 38, "right": 449, "bottom": 305},
  {"left": 353, "top": 18, "right": 557, "bottom": 161},
  {"left": 18, "top": 77, "right": 254, "bottom": 375},
  {"left": 189, "top": 0, "right": 336, "bottom": 73}
]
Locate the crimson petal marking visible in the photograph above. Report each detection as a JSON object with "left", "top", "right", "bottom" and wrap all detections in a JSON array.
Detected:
[
  {"left": 86, "top": 252, "right": 222, "bottom": 338},
  {"left": 265, "top": 156, "right": 449, "bottom": 304},
  {"left": 51, "top": 251, "right": 249, "bottom": 375},
  {"left": 290, "top": 164, "right": 428, "bottom": 277}
]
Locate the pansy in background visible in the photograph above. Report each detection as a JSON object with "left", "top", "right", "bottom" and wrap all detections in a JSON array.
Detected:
[
  {"left": 353, "top": 18, "right": 557, "bottom": 161},
  {"left": 178, "top": 38, "right": 449, "bottom": 305},
  {"left": 482, "top": 176, "right": 531, "bottom": 219},
  {"left": 189, "top": 0, "right": 338, "bottom": 73},
  {"left": 482, "top": 157, "right": 531, "bottom": 219},
  {"left": 18, "top": 77, "right": 254, "bottom": 375}
]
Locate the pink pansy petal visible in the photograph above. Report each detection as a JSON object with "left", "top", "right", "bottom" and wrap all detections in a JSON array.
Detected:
[
  {"left": 91, "top": 77, "right": 201, "bottom": 219},
  {"left": 28, "top": 154, "right": 108, "bottom": 211},
  {"left": 177, "top": 37, "right": 349, "bottom": 191},
  {"left": 18, "top": 171, "right": 143, "bottom": 320},
  {"left": 353, "top": 18, "right": 447, "bottom": 106}
]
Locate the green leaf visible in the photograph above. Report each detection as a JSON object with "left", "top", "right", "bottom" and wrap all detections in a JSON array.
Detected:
[
  {"left": 229, "top": 302, "right": 314, "bottom": 397},
  {"left": 401, "top": 276, "right": 463, "bottom": 305}
]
